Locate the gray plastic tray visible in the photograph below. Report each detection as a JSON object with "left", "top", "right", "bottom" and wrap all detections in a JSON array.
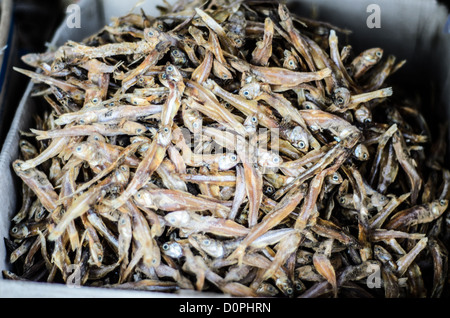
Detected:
[
  {"left": 0, "top": 0, "right": 449, "bottom": 297},
  {"left": 0, "top": 0, "right": 16, "bottom": 147}
]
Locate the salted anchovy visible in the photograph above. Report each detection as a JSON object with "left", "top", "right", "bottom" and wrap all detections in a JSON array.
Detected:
[{"left": 6, "top": 0, "right": 447, "bottom": 299}]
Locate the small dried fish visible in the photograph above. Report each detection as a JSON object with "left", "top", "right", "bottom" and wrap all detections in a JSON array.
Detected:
[{"left": 6, "top": 0, "right": 448, "bottom": 299}]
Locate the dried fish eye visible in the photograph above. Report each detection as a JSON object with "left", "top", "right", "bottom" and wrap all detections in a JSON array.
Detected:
[
  {"left": 286, "top": 288, "right": 293, "bottom": 295},
  {"left": 298, "top": 141, "right": 306, "bottom": 149},
  {"left": 98, "top": 255, "right": 102, "bottom": 262},
  {"left": 133, "top": 100, "right": 138, "bottom": 105},
  {"left": 193, "top": 122, "right": 199, "bottom": 129},
  {"left": 11, "top": 227, "right": 18, "bottom": 234},
  {"left": 76, "top": 146, "right": 82, "bottom": 152},
  {"left": 138, "top": 77, "right": 144, "bottom": 83},
  {"left": 120, "top": 166, "right": 127, "bottom": 172},
  {"left": 109, "top": 102, "right": 115, "bottom": 106},
  {"left": 172, "top": 50, "right": 180, "bottom": 57},
  {"left": 230, "top": 154, "right": 238, "bottom": 161},
  {"left": 316, "top": 26, "right": 328, "bottom": 35},
  {"left": 251, "top": 116, "right": 258, "bottom": 123},
  {"left": 163, "top": 127, "right": 170, "bottom": 133},
  {"left": 168, "top": 216, "right": 177, "bottom": 224},
  {"left": 336, "top": 97, "right": 344, "bottom": 105},
  {"left": 288, "top": 60, "right": 295, "bottom": 67},
  {"left": 332, "top": 174, "right": 339, "bottom": 181},
  {"left": 92, "top": 98, "right": 99, "bottom": 104},
  {"left": 272, "top": 156, "right": 280, "bottom": 164},
  {"left": 120, "top": 218, "right": 126, "bottom": 225},
  {"left": 376, "top": 51, "right": 382, "bottom": 57},
  {"left": 440, "top": 200, "right": 446, "bottom": 206},
  {"left": 148, "top": 31, "right": 155, "bottom": 36},
  {"left": 167, "top": 65, "right": 174, "bottom": 72},
  {"left": 202, "top": 239, "right": 211, "bottom": 246},
  {"left": 264, "top": 185, "right": 274, "bottom": 194},
  {"left": 161, "top": 73, "right": 167, "bottom": 79},
  {"left": 364, "top": 118, "right": 372, "bottom": 123},
  {"left": 340, "top": 197, "right": 346, "bottom": 204},
  {"left": 136, "top": 128, "right": 143, "bottom": 133},
  {"left": 162, "top": 243, "right": 170, "bottom": 251},
  {"left": 243, "top": 90, "right": 250, "bottom": 96},
  {"left": 305, "top": 104, "right": 312, "bottom": 109}
]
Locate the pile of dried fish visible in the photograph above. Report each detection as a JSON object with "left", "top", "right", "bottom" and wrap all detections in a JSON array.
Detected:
[{"left": 4, "top": 0, "right": 450, "bottom": 298}]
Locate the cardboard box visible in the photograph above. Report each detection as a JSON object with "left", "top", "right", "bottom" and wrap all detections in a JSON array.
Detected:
[{"left": 0, "top": 0, "right": 449, "bottom": 297}]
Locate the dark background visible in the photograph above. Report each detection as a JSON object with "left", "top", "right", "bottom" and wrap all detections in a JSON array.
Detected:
[{"left": 0, "top": 0, "right": 65, "bottom": 148}]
